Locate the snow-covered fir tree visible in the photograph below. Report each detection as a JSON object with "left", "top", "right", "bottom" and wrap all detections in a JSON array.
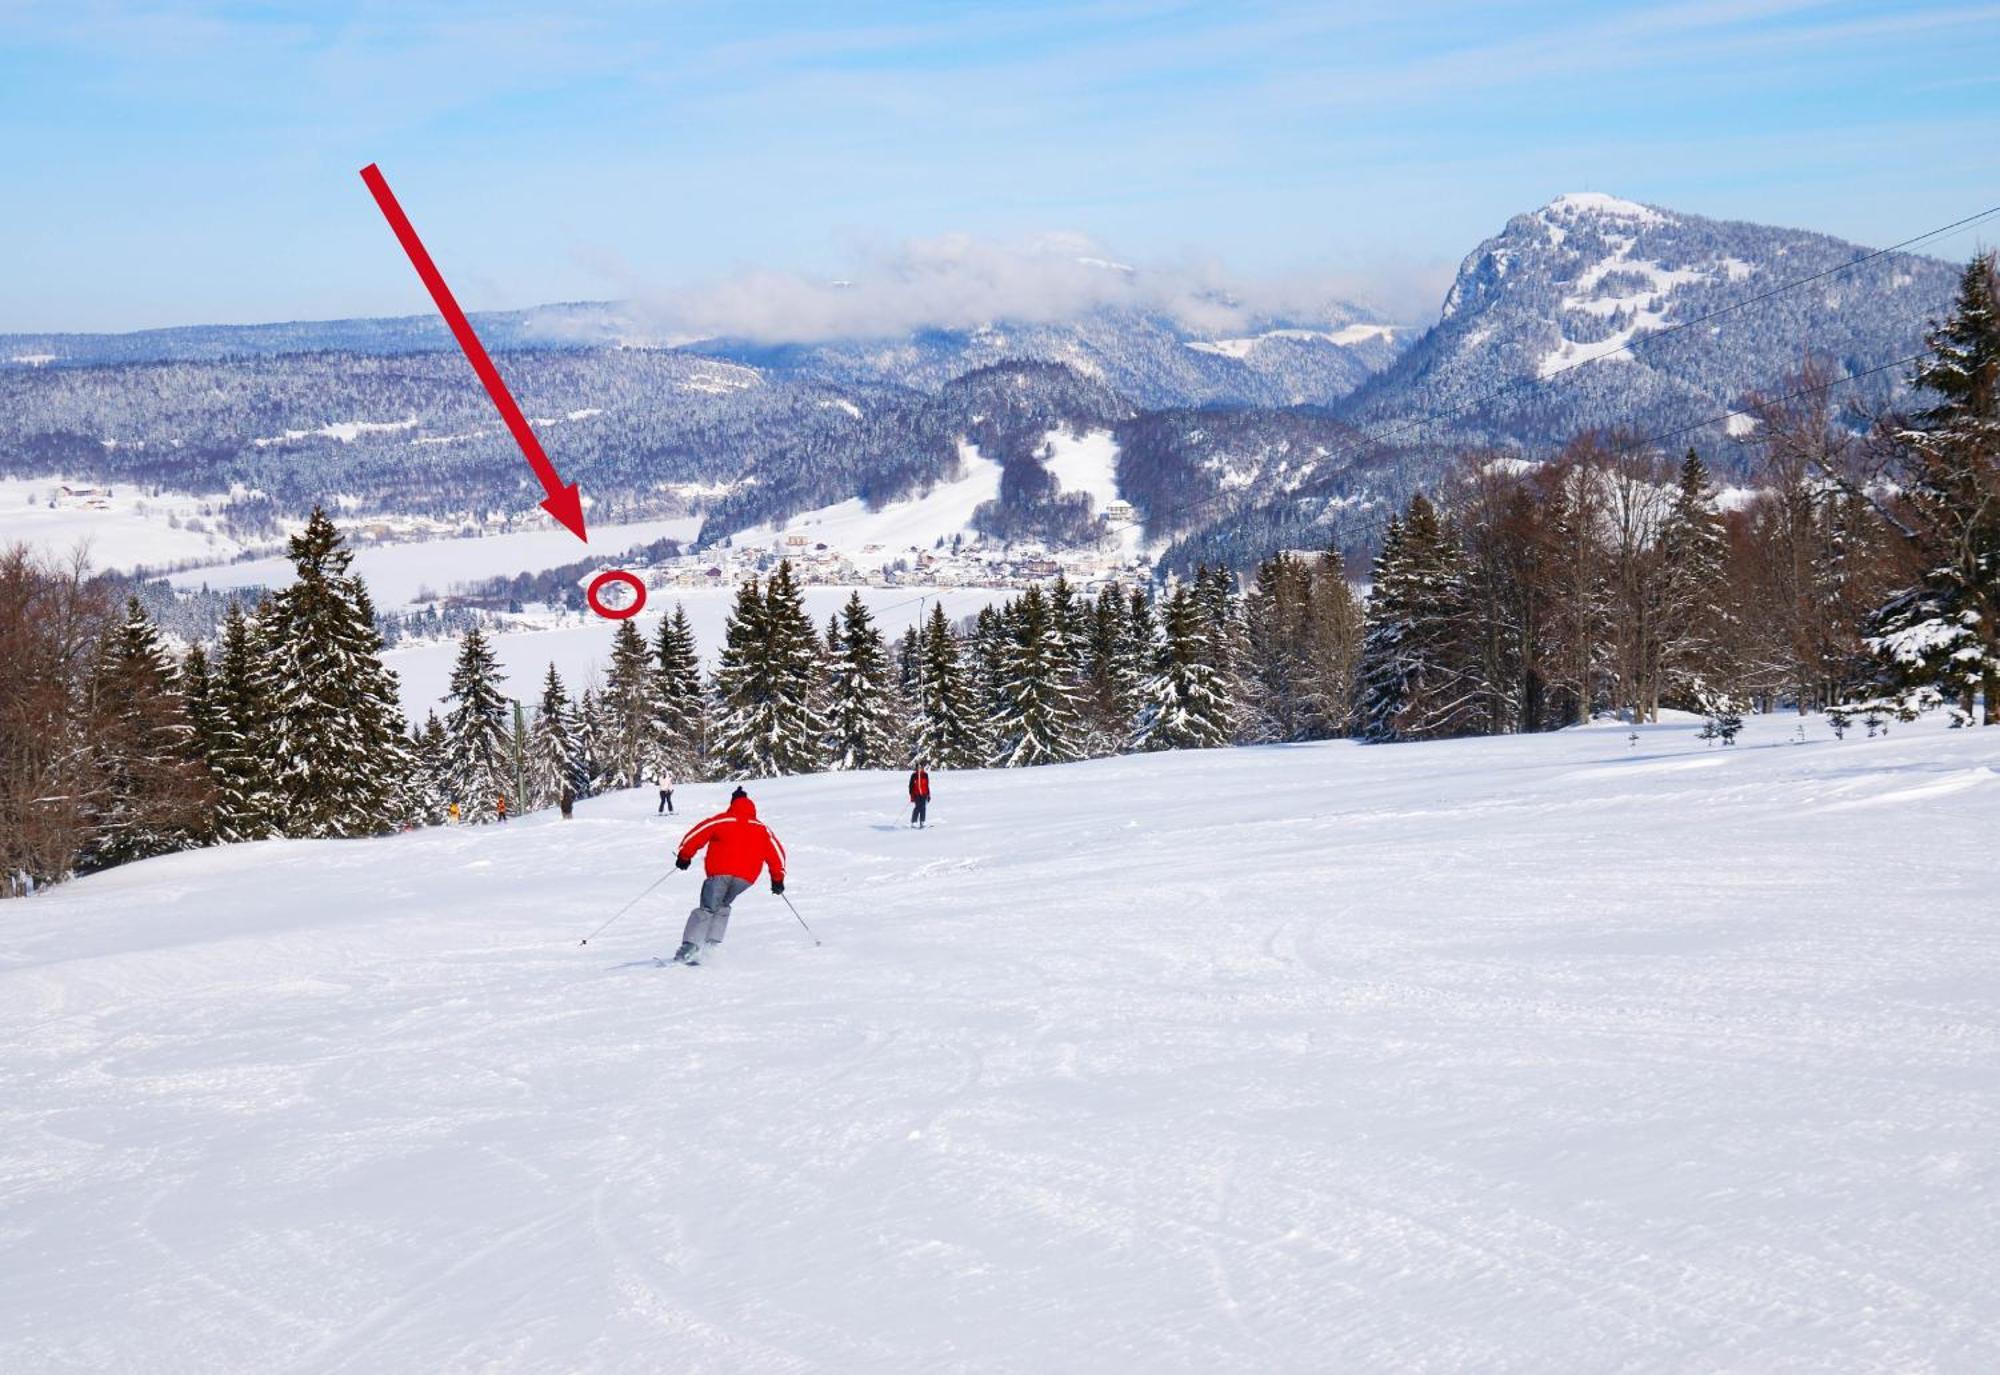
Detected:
[
  {"left": 1657, "top": 450, "right": 1733, "bottom": 707},
  {"left": 1082, "top": 588, "right": 1135, "bottom": 751},
  {"left": 600, "top": 619, "right": 664, "bottom": 790},
  {"left": 81, "top": 598, "right": 213, "bottom": 870},
  {"left": 710, "top": 563, "right": 829, "bottom": 778},
  {"left": 527, "top": 664, "right": 584, "bottom": 809},
  {"left": 441, "top": 625, "right": 511, "bottom": 822},
  {"left": 828, "top": 591, "right": 899, "bottom": 770},
  {"left": 1117, "top": 587, "right": 1157, "bottom": 728},
  {"left": 1047, "top": 573, "right": 1088, "bottom": 682},
  {"left": 1354, "top": 495, "right": 1481, "bottom": 742},
  {"left": 971, "top": 604, "right": 1012, "bottom": 731},
  {"left": 1243, "top": 552, "right": 1311, "bottom": 741},
  {"left": 253, "top": 509, "right": 412, "bottom": 836},
  {"left": 652, "top": 603, "right": 706, "bottom": 779},
  {"left": 179, "top": 641, "right": 222, "bottom": 843},
  {"left": 1301, "top": 549, "right": 1365, "bottom": 737},
  {"left": 207, "top": 602, "right": 279, "bottom": 842},
  {"left": 410, "top": 712, "right": 453, "bottom": 824},
  {"left": 1868, "top": 252, "right": 2000, "bottom": 723},
  {"left": 911, "top": 601, "right": 985, "bottom": 768},
  {"left": 1131, "top": 583, "right": 1236, "bottom": 751},
  {"left": 988, "top": 584, "right": 1087, "bottom": 767},
  {"left": 574, "top": 687, "right": 614, "bottom": 797}
]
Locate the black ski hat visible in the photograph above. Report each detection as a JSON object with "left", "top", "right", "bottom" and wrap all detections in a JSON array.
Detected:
[{"left": 730, "top": 786, "right": 749, "bottom": 802}]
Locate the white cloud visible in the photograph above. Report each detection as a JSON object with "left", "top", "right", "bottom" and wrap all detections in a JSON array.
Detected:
[{"left": 561, "top": 231, "right": 1449, "bottom": 344}]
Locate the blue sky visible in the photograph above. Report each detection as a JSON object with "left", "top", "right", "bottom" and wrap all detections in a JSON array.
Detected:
[{"left": 3, "top": 0, "right": 1997, "bottom": 333}]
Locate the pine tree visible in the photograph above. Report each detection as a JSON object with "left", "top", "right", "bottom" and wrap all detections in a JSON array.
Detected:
[
  {"left": 1131, "top": 584, "right": 1236, "bottom": 751},
  {"left": 442, "top": 625, "right": 511, "bottom": 821},
  {"left": 1047, "top": 573, "right": 1087, "bottom": 681},
  {"left": 82, "top": 598, "right": 214, "bottom": 869},
  {"left": 179, "top": 642, "right": 223, "bottom": 844},
  {"left": 256, "top": 509, "right": 414, "bottom": 836},
  {"left": 1354, "top": 495, "right": 1482, "bottom": 742},
  {"left": 1657, "top": 450, "right": 1733, "bottom": 708},
  {"left": 829, "top": 591, "right": 898, "bottom": 770},
  {"left": 601, "top": 618, "right": 662, "bottom": 789},
  {"left": 1243, "top": 553, "right": 1311, "bottom": 741},
  {"left": 1302, "top": 547, "right": 1365, "bottom": 738},
  {"left": 527, "top": 664, "right": 584, "bottom": 809},
  {"left": 1082, "top": 588, "right": 1135, "bottom": 751},
  {"left": 988, "top": 585, "right": 1086, "bottom": 767},
  {"left": 574, "top": 687, "right": 613, "bottom": 797},
  {"left": 912, "top": 601, "right": 985, "bottom": 768},
  {"left": 1868, "top": 252, "right": 2000, "bottom": 722},
  {"left": 711, "top": 565, "right": 830, "bottom": 778},
  {"left": 653, "top": 604, "right": 706, "bottom": 779},
  {"left": 1117, "top": 586, "right": 1157, "bottom": 729},
  {"left": 971, "top": 604, "right": 1012, "bottom": 731},
  {"left": 410, "top": 712, "right": 453, "bottom": 824},
  {"left": 209, "top": 602, "right": 279, "bottom": 842}
]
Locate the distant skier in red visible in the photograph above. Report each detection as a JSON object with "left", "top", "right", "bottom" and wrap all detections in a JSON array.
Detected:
[
  {"left": 671, "top": 787, "right": 787, "bottom": 965},
  {"left": 908, "top": 762, "right": 931, "bottom": 829}
]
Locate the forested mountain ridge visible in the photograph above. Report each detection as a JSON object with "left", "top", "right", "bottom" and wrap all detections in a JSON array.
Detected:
[
  {"left": 0, "top": 196, "right": 1961, "bottom": 573},
  {"left": 1337, "top": 193, "right": 1959, "bottom": 452}
]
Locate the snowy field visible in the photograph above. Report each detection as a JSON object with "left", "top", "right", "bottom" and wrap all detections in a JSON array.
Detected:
[
  {"left": 5, "top": 715, "right": 1999, "bottom": 1372},
  {"left": 727, "top": 443, "right": 1005, "bottom": 566},
  {"left": 0, "top": 476, "right": 250, "bottom": 571},
  {"left": 383, "top": 585, "right": 1010, "bottom": 718},
  {"left": 168, "top": 515, "right": 704, "bottom": 610},
  {"left": 725, "top": 430, "right": 1141, "bottom": 568}
]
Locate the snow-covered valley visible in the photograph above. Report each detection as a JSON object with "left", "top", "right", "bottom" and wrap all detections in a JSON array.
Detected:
[{"left": 5, "top": 714, "right": 1998, "bottom": 1371}]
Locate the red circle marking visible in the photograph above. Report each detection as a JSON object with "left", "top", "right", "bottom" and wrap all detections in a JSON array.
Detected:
[{"left": 587, "top": 569, "right": 647, "bottom": 620}]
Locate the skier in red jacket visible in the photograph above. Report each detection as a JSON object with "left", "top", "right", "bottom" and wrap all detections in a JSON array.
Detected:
[
  {"left": 908, "top": 762, "right": 931, "bottom": 829},
  {"left": 670, "top": 787, "right": 787, "bottom": 964}
]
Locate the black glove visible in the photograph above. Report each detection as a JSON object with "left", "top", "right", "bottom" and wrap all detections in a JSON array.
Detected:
[
  {"left": 770, "top": 879, "right": 785, "bottom": 895},
  {"left": 675, "top": 856, "right": 691, "bottom": 871}
]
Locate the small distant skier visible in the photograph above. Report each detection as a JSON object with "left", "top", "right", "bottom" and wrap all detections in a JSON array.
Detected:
[
  {"left": 908, "top": 761, "right": 931, "bottom": 828},
  {"left": 496, "top": 793, "right": 509, "bottom": 824},
  {"left": 559, "top": 786, "right": 574, "bottom": 820},
  {"left": 448, "top": 801, "right": 460, "bottom": 825},
  {"left": 670, "top": 786, "right": 787, "bottom": 965},
  {"left": 657, "top": 771, "right": 675, "bottom": 815}
]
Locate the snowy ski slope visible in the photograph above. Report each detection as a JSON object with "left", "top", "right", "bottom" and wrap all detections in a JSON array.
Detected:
[{"left": 4, "top": 715, "right": 1999, "bottom": 1371}]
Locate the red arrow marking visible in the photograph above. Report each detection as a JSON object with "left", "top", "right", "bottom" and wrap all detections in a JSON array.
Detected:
[{"left": 359, "top": 163, "right": 587, "bottom": 542}]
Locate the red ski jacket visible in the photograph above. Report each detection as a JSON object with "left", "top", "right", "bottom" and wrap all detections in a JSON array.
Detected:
[
  {"left": 677, "top": 795, "right": 787, "bottom": 884},
  {"left": 909, "top": 768, "right": 931, "bottom": 801}
]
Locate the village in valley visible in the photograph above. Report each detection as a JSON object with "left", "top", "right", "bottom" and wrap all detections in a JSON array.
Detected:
[{"left": 607, "top": 497, "right": 1152, "bottom": 602}]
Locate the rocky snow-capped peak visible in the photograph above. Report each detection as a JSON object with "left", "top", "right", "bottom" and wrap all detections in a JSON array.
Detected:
[{"left": 1347, "top": 192, "right": 1959, "bottom": 456}]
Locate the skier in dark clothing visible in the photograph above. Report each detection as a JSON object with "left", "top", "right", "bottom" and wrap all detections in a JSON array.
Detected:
[
  {"left": 657, "top": 771, "right": 675, "bottom": 814},
  {"left": 669, "top": 788, "right": 787, "bottom": 965},
  {"left": 908, "top": 762, "right": 931, "bottom": 828},
  {"left": 559, "top": 786, "right": 574, "bottom": 820}
]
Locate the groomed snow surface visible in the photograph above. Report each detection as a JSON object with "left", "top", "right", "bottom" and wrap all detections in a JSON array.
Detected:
[{"left": 6, "top": 715, "right": 1999, "bottom": 1372}]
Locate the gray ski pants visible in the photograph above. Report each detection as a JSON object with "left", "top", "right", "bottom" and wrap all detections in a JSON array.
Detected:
[{"left": 682, "top": 874, "right": 752, "bottom": 948}]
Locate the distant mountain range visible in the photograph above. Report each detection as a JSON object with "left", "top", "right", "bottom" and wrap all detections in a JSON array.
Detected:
[{"left": 0, "top": 194, "right": 1962, "bottom": 574}]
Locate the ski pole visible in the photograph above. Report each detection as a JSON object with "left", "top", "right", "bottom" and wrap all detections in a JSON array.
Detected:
[
  {"left": 578, "top": 868, "right": 675, "bottom": 946},
  {"left": 779, "top": 892, "right": 822, "bottom": 946}
]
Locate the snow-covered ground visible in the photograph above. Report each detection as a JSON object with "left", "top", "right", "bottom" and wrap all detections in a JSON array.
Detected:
[
  {"left": 724, "top": 430, "right": 1143, "bottom": 569},
  {"left": 6, "top": 713, "right": 1999, "bottom": 1371},
  {"left": 383, "top": 585, "right": 1009, "bottom": 717},
  {"left": 169, "top": 515, "right": 705, "bottom": 611},
  {"left": 727, "top": 442, "right": 1004, "bottom": 567},
  {"left": 0, "top": 476, "right": 251, "bottom": 570}
]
